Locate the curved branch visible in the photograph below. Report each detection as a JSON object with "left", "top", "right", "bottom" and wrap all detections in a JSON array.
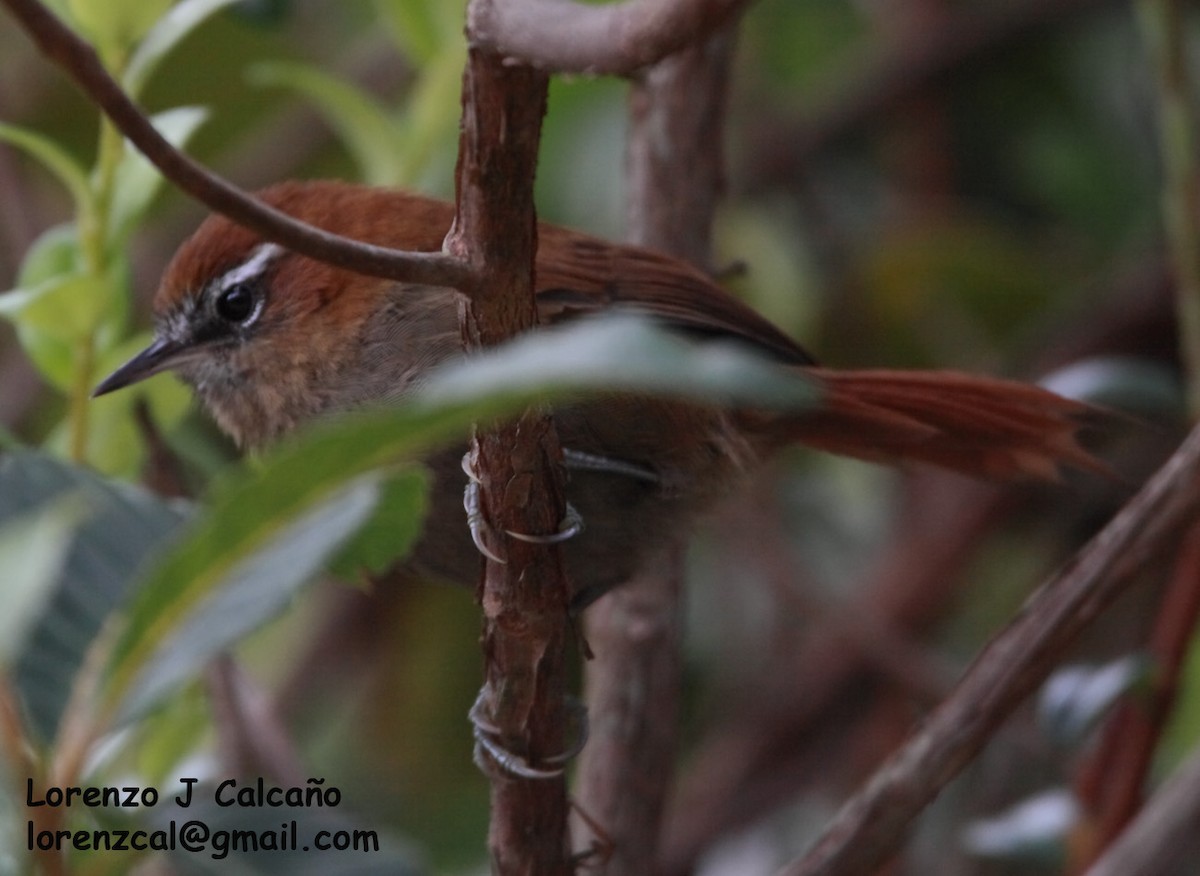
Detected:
[
  {"left": 468, "top": 0, "right": 752, "bottom": 75},
  {"left": 0, "top": 0, "right": 477, "bottom": 292}
]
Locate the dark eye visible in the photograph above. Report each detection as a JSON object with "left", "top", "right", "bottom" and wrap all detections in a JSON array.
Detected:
[{"left": 215, "top": 282, "right": 257, "bottom": 324}]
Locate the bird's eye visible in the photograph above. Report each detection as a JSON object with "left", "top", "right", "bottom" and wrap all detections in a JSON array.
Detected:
[{"left": 215, "top": 282, "right": 258, "bottom": 324}]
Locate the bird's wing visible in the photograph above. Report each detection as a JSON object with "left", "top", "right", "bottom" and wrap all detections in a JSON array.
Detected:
[{"left": 533, "top": 225, "right": 814, "bottom": 366}]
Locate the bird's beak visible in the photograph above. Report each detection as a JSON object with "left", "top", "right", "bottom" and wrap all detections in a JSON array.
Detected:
[{"left": 92, "top": 335, "right": 190, "bottom": 398}]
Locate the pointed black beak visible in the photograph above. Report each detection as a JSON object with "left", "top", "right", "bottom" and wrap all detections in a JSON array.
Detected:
[{"left": 92, "top": 336, "right": 189, "bottom": 398}]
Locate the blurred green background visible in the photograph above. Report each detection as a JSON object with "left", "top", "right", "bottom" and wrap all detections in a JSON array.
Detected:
[{"left": 1, "top": 1, "right": 1195, "bottom": 874}]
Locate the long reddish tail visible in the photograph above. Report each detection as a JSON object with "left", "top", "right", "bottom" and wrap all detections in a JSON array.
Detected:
[{"left": 783, "top": 369, "right": 1106, "bottom": 480}]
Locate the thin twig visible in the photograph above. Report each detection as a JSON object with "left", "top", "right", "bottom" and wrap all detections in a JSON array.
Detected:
[
  {"left": 0, "top": 0, "right": 477, "bottom": 291},
  {"left": 776, "top": 423, "right": 1200, "bottom": 875},
  {"left": 468, "top": 0, "right": 751, "bottom": 76}
]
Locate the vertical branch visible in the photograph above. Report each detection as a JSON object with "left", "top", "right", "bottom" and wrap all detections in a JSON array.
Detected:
[
  {"left": 624, "top": 30, "right": 736, "bottom": 267},
  {"left": 1138, "top": 0, "right": 1200, "bottom": 415},
  {"left": 574, "top": 28, "right": 738, "bottom": 872},
  {"left": 1072, "top": 520, "right": 1200, "bottom": 869},
  {"left": 445, "top": 38, "right": 571, "bottom": 875}
]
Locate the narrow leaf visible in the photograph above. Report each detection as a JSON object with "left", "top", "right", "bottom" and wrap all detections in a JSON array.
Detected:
[
  {"left": 247, "top": 62, "right": 403, "bottom": 185},
  {"left": 110, "top": 478, "right": 383, "bottom": 724},
  {"left": 0, "top": 452, "right": 188, "bottom": 741},
  {"left": 420, "top": 314, "right": 821, "bottom": 411},
  {"left": 124, "top": 0, "right": 246, "bottom": 97},
  {"left": 0, "top": 498, "right": 84, "bottom": 666},
  {"left": 109, "top": 107, "right": 210, "bottom": 244},
  {"left": 0, "top": 123, "right": 92, "bottom": 215}
]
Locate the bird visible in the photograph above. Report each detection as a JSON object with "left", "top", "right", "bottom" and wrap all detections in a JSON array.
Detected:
[{"left": 94, "top": 179, "right": 1104, "bottom": 607}]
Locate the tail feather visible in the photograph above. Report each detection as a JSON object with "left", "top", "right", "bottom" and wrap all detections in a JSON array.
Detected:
[{"left": 785, "top": 369, "right": 1106, "bottom": 481}]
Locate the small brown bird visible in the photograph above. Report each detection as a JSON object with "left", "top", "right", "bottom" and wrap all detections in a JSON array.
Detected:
[{"left": 95, "top": 180, "right": 1101, "bottom": 606}]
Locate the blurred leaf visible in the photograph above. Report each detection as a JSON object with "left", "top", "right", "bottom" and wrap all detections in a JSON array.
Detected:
[
  {"left": 68, "top": 0, "right": 172, "bottom": 53},
  {"left": 109, "top": 106, "right": 211, "bottom": 245},
  {"left": 11, "top": 224, "right": 83, "bottom": 289},
  {"left": 0, "top": 452, "right": 189, "bottom": 741},
  {"left": 392, "top": 51, "right": 465, "bottom": 188},
  {"left": 420, "top": 314, "right": 821, "bottom": 411},
  {"left": 716, "top": 203, "right": 816, "bottom": 339},
  {"left": 1038, "top": 655, "right": 1154, "bottom": 748},
  {"left": 0, "top": 498, "right": 84, "bottom": 666},
  {"left": 124, "top": 0, "right": 247, "bottom": 97},
  {"left": 861, "top": 218, "right": 1062, "bottom": 365},
  {"left": 228, "top": 0, "right": 292, "bottom": 26},
  {"left": 99, "top": 313, "right": 818, "bottom": 725},
  {"left": 0, "top": 273, "right": 114, "bottom": 392},
  {"left": 107, "top": 476, "right": 383, "bottom": 725},
  {"left": 0, "top": 122, "right": 93, "bottom": 216},
  {"left": 1040, "top": 356, "right": 1187, "bottom": 419},
  {"left": 328, "top": 467, "right": 430, "bottom": 580},
  {"left": 962, "top": 789, "right": 1079, "bottom": 865},
  {"left": 0, "top": 273, "right": 112, "bottom": 339},
  {"left": 373, "top": 0, "right": 448, "bottom": 64},
  {"left": 248, "top": 62, "right": 403, "bottom": 185}
]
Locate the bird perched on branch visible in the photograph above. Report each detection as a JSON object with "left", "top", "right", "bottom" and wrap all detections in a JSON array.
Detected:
[{"left": 95, "top": 180, "right": 1104, "bottom": 607}]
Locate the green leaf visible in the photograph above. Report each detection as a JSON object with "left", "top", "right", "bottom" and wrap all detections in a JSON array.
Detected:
[
  {"left": 0, "top": 273, "right": 112, "bottom": 339},
  {"left": 68, "top": 0, "right": 172, "bottom": 53},
  {"left": 124, "top": 0, "right": 247, "bottom": 97},
  {"left": 373, "top": 0, "right": 459, "bottom": 63},
  {"left": 11, "top": 224, "right": 83, "bottom": 289},
  {"left": 0, "top": 452, "right": 188, "bottom": 741},
  {"left": 0, "top": 123, "right": 93, "bottom": 216},
  {"left": 109, "top": 106, "right": 210, "bottom": 245},
  {"left": 97, "top": 313, "right": 819, "bottom": 726},
  {"left": 419, "top": 314, "right": 821, "bottom": 411},
  {"left": 0, "top": 272, "right": 115, "bottom": 392},
  {"left": 0, "top": 498, "right": 85, "bottom": 667},
  {"left": 108, "top": 476, "right": 383, "bottom": 725},
  {"left": 247, "top": 61, "right": 404, "bottom": 185},
  {"left": 393, "top": 50, "right": 466, "bottom": 187},
  {"left": 328, "top": 467, "right": 430, "bottom": 579}
]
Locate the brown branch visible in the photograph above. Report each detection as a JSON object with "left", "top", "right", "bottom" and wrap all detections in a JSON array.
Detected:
[
  {"left": 1083, "top": 739, "right": 1200, "bottom": 876},
  {"left": 0, "top": 0, "right": 476, "bottom": 291},
  {"left": 446, "top": 41, "right": 571, "bottom": 873},
  {"left": 1072, "top": 518, "right": 1200, "bottom": 869},
  {"left": 777, "top": 422, "right": 1200, "bottom": 876},
  {"left": 467, "top": 0, "right": 752, "bottom": 76},
  {"left": 576, "top": 549, "right": 684, "bottom": 870},
  {"left": 573, "top": 27, "right": 739, "bottom": 870},
  {"left": 207, "top": 655, "right": 307, "bottom": 788}
]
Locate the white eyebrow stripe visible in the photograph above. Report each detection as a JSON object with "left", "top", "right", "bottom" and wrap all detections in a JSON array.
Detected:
[{"left": 216, "top": 242, "right": 284, "bottom": 291}]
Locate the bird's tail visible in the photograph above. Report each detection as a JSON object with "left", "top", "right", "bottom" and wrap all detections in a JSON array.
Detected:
[{"left": 773, "top": 368, "right": 1107, "bottom": 480}]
